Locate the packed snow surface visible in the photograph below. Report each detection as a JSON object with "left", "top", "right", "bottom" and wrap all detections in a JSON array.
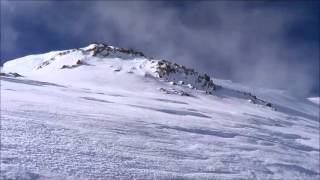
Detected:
[{"left": 1, "top": 44, "right": 319, "bottom": 180}]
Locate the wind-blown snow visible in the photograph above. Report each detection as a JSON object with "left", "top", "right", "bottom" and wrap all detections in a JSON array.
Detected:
[
  {"left": 308, "top": 97, "right": 320, "bottom": 106},
  {"left": 1, "top": 44, "right": 319, "bottom": 180}
]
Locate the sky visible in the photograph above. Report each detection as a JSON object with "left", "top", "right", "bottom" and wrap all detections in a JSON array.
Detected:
[{"left": 1, "top": 0, "right": 319, "bottom": 97}]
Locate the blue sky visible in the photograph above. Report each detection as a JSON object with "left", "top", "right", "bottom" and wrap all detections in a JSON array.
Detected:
[{"left": 1, "top": 1, "right": 319, "bottom": 97}]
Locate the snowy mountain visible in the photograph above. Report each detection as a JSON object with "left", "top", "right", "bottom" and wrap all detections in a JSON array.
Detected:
[
  {"left": 2, "top": 43, "right": 217, "bottom": 94},
  {"left": 1, "top": 43, "right": 319, "bottom": 180}
]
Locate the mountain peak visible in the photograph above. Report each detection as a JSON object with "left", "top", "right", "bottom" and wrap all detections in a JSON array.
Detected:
[
  {"left": 1, "top": 43, "right": 217, "bottom": 94},
  {"left": 1, "top": 43, "right": 275, "bottom": 108}
]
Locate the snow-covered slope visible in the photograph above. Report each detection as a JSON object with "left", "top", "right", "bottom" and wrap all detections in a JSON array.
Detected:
[{"left": 1, "top": 43, "right": 319, "bottom": 180}]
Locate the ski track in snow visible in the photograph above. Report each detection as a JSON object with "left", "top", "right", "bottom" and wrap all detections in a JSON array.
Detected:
[{"left": 1, "top": 76, "right": 319, "bottom": 180}]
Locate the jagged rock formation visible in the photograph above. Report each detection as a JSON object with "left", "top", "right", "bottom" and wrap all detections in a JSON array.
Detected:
[{"left": 83, "top": 43, "right": 145, "bottom": 58}]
